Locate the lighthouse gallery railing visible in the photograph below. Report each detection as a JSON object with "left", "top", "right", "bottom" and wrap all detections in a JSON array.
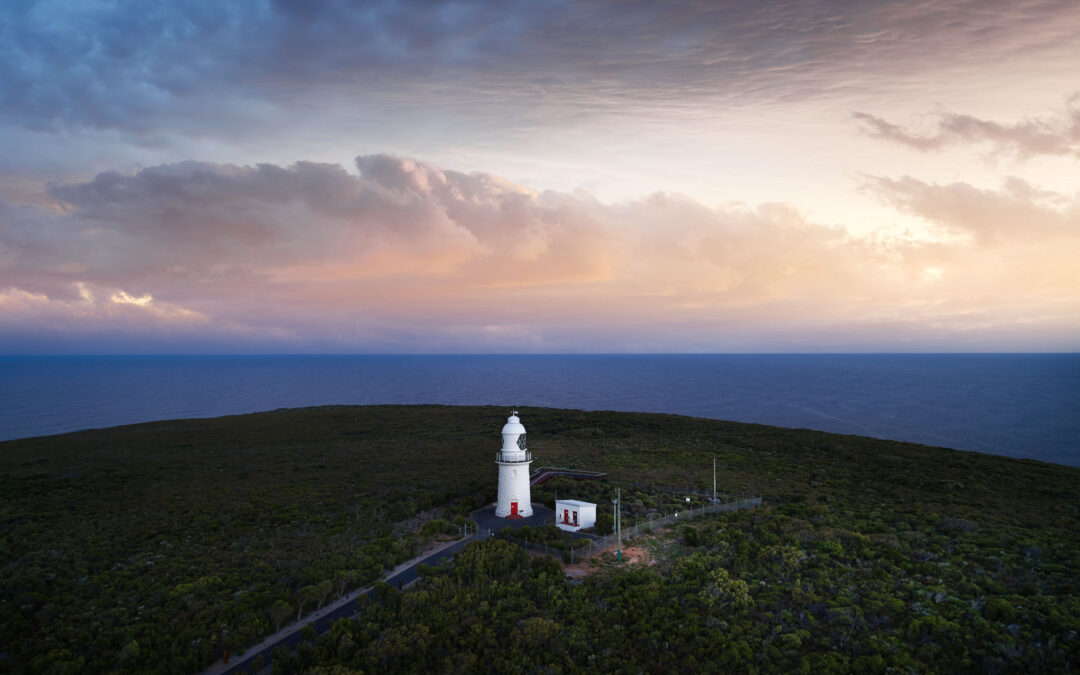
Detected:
[{"left": 495, "top": 450, "right": 532, "bottom": 463}]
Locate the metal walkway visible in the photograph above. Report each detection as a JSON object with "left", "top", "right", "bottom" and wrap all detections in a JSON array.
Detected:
[{"left": 529, "top": 466, "right": 607, "bottom": 486}]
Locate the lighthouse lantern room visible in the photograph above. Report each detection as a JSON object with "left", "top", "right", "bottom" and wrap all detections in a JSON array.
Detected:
[{"left": 495, "top": 411, "right": 533, "bottom": 518}]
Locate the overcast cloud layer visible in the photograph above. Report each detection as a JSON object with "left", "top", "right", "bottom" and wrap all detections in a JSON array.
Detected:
[
  {"left": 1, "top": 0, "right": 1078, "bottom": 352},
  {"left": 5, "top": 1, "right": 1079, "bottom": 132}
]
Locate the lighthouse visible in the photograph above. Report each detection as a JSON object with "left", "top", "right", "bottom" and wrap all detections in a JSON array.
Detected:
[{"left": 495, "top": 411, "right": 533, "bottom": 518}]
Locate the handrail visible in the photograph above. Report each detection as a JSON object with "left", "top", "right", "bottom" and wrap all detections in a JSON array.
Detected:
[
  {"left": 495, "top": 450, "right": 532, "bottom": 463},
  {"left": 530, "top": 466, "right": 607, "bottom": 477},
  {"left": 529, "top": 467, "right": 608, "bottom": 486}
]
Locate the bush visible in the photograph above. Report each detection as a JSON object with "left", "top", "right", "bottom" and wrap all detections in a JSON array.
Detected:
[
  {"left": 270, "top": 646, "right": 292, "bottom": 675},
  {"left": 817, "top": 540, "right": 845, "bottom": 558},
  {"left": 984, "top": 598, "right": 1019, "bottom": 623},
  {"left": 420, "top": 518, "right": 450, "bottom": 537}
]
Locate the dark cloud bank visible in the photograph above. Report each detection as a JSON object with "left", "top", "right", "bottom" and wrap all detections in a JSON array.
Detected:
[{"left": 3, "top": 0, "right": 1078, "bottom": 139}]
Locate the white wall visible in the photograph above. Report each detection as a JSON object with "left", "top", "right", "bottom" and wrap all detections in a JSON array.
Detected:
[
  {"left": 496, "top": 461, "right": 533, "bottom": 518},
  {"left": 555, "top": 500, "right": 596, "bottom": 531}
]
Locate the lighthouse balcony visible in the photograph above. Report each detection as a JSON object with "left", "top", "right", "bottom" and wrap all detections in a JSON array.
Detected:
[{"left": 496, "top": 450, "right": 532, "bottom": 463}]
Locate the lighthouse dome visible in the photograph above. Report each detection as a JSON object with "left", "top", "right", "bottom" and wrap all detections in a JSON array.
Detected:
[{"left": 501, "top": 414, "right": 526, "bottom": 436}]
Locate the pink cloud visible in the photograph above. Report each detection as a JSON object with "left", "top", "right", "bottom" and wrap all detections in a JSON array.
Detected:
[
  {"left": 863, "top": 174, "right": 1080, "bottom": 245},
  {"left": 1, "top": 153, "right": 1078, "bottom": 352},
  {"left": 854, "top": 95, "right": 1080, "bottom": 158}
]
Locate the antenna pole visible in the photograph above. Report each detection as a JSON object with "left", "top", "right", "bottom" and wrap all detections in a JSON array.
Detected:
[
  {"left": 713, "top": 455, "right": 716, "bottom": 502},
  {"left": 616, "top": 487, "right": 622, "bottom": 562}
]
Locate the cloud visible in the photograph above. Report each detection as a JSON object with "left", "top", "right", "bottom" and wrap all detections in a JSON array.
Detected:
[
  {"left": 859, "top": 175, "right": 1079, "bottom": 334},
  {"left": 854, "top": 95, "right": 1080, "bottom": 158},
  {"left": 863, "top": 175, "right": 1080, "bottom": 245},
  {"left": 2, "top": 152, "right": 1078, "bottom": 351},
  {"left": 0, "top": 282, "right": 217, "bottom": 353},
  {"left": 4, "top": 0, "right": 1079, "bottom": 141}
]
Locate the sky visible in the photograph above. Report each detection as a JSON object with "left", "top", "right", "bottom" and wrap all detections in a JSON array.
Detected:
[{"left": 1, "top": 0, "right": 1078, "bottom": 353}]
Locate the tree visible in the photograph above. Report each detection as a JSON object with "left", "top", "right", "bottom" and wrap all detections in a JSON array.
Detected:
[
  {"left": 698, "top": 568, "right": 752, "bottom": 611},
  {"left": 271, "top": 645, "right": 292, "bottom": 675},
  {"left": 317, "top": 579, "right": 334, "bottom": 609},
  {"left": 334, "top": 569, "right": 354, "bottom": 596},
  {"left": 269, "top": 600, "right": 291, "bottom": 632},
  {"left": 118, "top": 639, "right": 140, "bottom": 666},
  {"left": 298, "top": 585, "right": 320, "bottom": 620}
]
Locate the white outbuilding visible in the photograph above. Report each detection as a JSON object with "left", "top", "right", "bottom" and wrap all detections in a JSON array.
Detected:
[
  {"left": 495, "top": 412, "right": 533, "bottom": 518},
  {"left": 555, "top": 499, "right": 596, "bottom": 532}
]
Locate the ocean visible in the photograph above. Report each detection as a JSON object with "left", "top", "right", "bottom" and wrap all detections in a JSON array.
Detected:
[{"left": 1, "top": 354, "right": 1077, "bottom": 466}]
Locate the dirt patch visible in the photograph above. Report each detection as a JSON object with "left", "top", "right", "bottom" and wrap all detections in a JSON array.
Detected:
[
  {"left": 562, "top": 542, "right": 655, "bottom": 579},
  {"left": 563, "top": 562, "right": 590, "bottom": 579},
  {"left": 621, "top": 545, "right": 651, "bottom": 565}
]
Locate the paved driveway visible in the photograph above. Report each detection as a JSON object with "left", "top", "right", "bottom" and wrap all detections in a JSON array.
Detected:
[
  {"left": 213, "top": 504, "right": 555, "bottom": 674},
  {"left": 471, "top": 503, "right": 554, "bottom": 536},
  {"left": 212, "top": 536, "right": 475, "bottom": 675}
]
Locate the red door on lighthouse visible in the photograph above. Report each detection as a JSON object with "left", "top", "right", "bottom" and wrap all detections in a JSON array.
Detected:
[{"left": 510, "top": 501, "right": 518, "bottom": 517}]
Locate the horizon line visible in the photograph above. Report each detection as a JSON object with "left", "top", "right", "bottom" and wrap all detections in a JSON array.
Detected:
[{"left": 2, "top": 352, "right": 1077, "bottom": 357}]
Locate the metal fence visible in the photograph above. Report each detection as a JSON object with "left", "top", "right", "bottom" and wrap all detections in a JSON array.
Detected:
[
  {"left": 626, "top": 482, "right": 731, "bottom": 498},
  {"left": 500, "top": 496, "right": 762, "bottom": 564}
]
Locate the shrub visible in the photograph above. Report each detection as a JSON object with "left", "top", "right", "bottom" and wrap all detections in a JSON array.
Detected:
[
  {"left": 817, "top": 540, "right": 845, "bottom": 558},
  {"left": 420, "top": 518, "right": 449, "bottom": 537},
  {"left": 984, "top": 598, "right": 1019, "bottom": 623}
]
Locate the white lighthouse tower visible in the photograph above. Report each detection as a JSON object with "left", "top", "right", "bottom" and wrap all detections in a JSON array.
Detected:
[{"left": 495, "top": 411, "right": 533, "bottom": 518}]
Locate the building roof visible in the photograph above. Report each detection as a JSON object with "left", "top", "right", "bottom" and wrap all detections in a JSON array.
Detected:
[{"left": 555, "top": 499, "right": 596, "bottom": 508}]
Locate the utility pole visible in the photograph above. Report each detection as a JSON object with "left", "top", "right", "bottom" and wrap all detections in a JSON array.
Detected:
[
  {"left": 713, "top": 454, "right": 716, "bottom": 502},
  {"left": 617, "top": 487, "right": 622, "bottom": 562},
  {"left": 613, "top": 487, "right": 622, "bottom": 562}
]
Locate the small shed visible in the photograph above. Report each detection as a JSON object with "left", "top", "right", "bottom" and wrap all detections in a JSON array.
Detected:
[{"left": 554, "top": 499, "right": 596, "bottom": 532}]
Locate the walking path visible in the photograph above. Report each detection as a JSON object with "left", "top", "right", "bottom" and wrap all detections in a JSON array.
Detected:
[{"left": 204, "top": 534, "right": 475, "bottom": 675}]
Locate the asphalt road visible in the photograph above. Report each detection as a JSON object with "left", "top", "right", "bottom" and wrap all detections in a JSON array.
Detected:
[
  {"left": 216, "top": 535, "right": 476, "bottom": 675},
  {"left": 471, "top": 502, "right": 553, "bottom": 535}
]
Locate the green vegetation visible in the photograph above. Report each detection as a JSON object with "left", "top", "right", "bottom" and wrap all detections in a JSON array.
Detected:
[{"left": 1, "top": 405, "right": 1078, "bottom": 672}]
